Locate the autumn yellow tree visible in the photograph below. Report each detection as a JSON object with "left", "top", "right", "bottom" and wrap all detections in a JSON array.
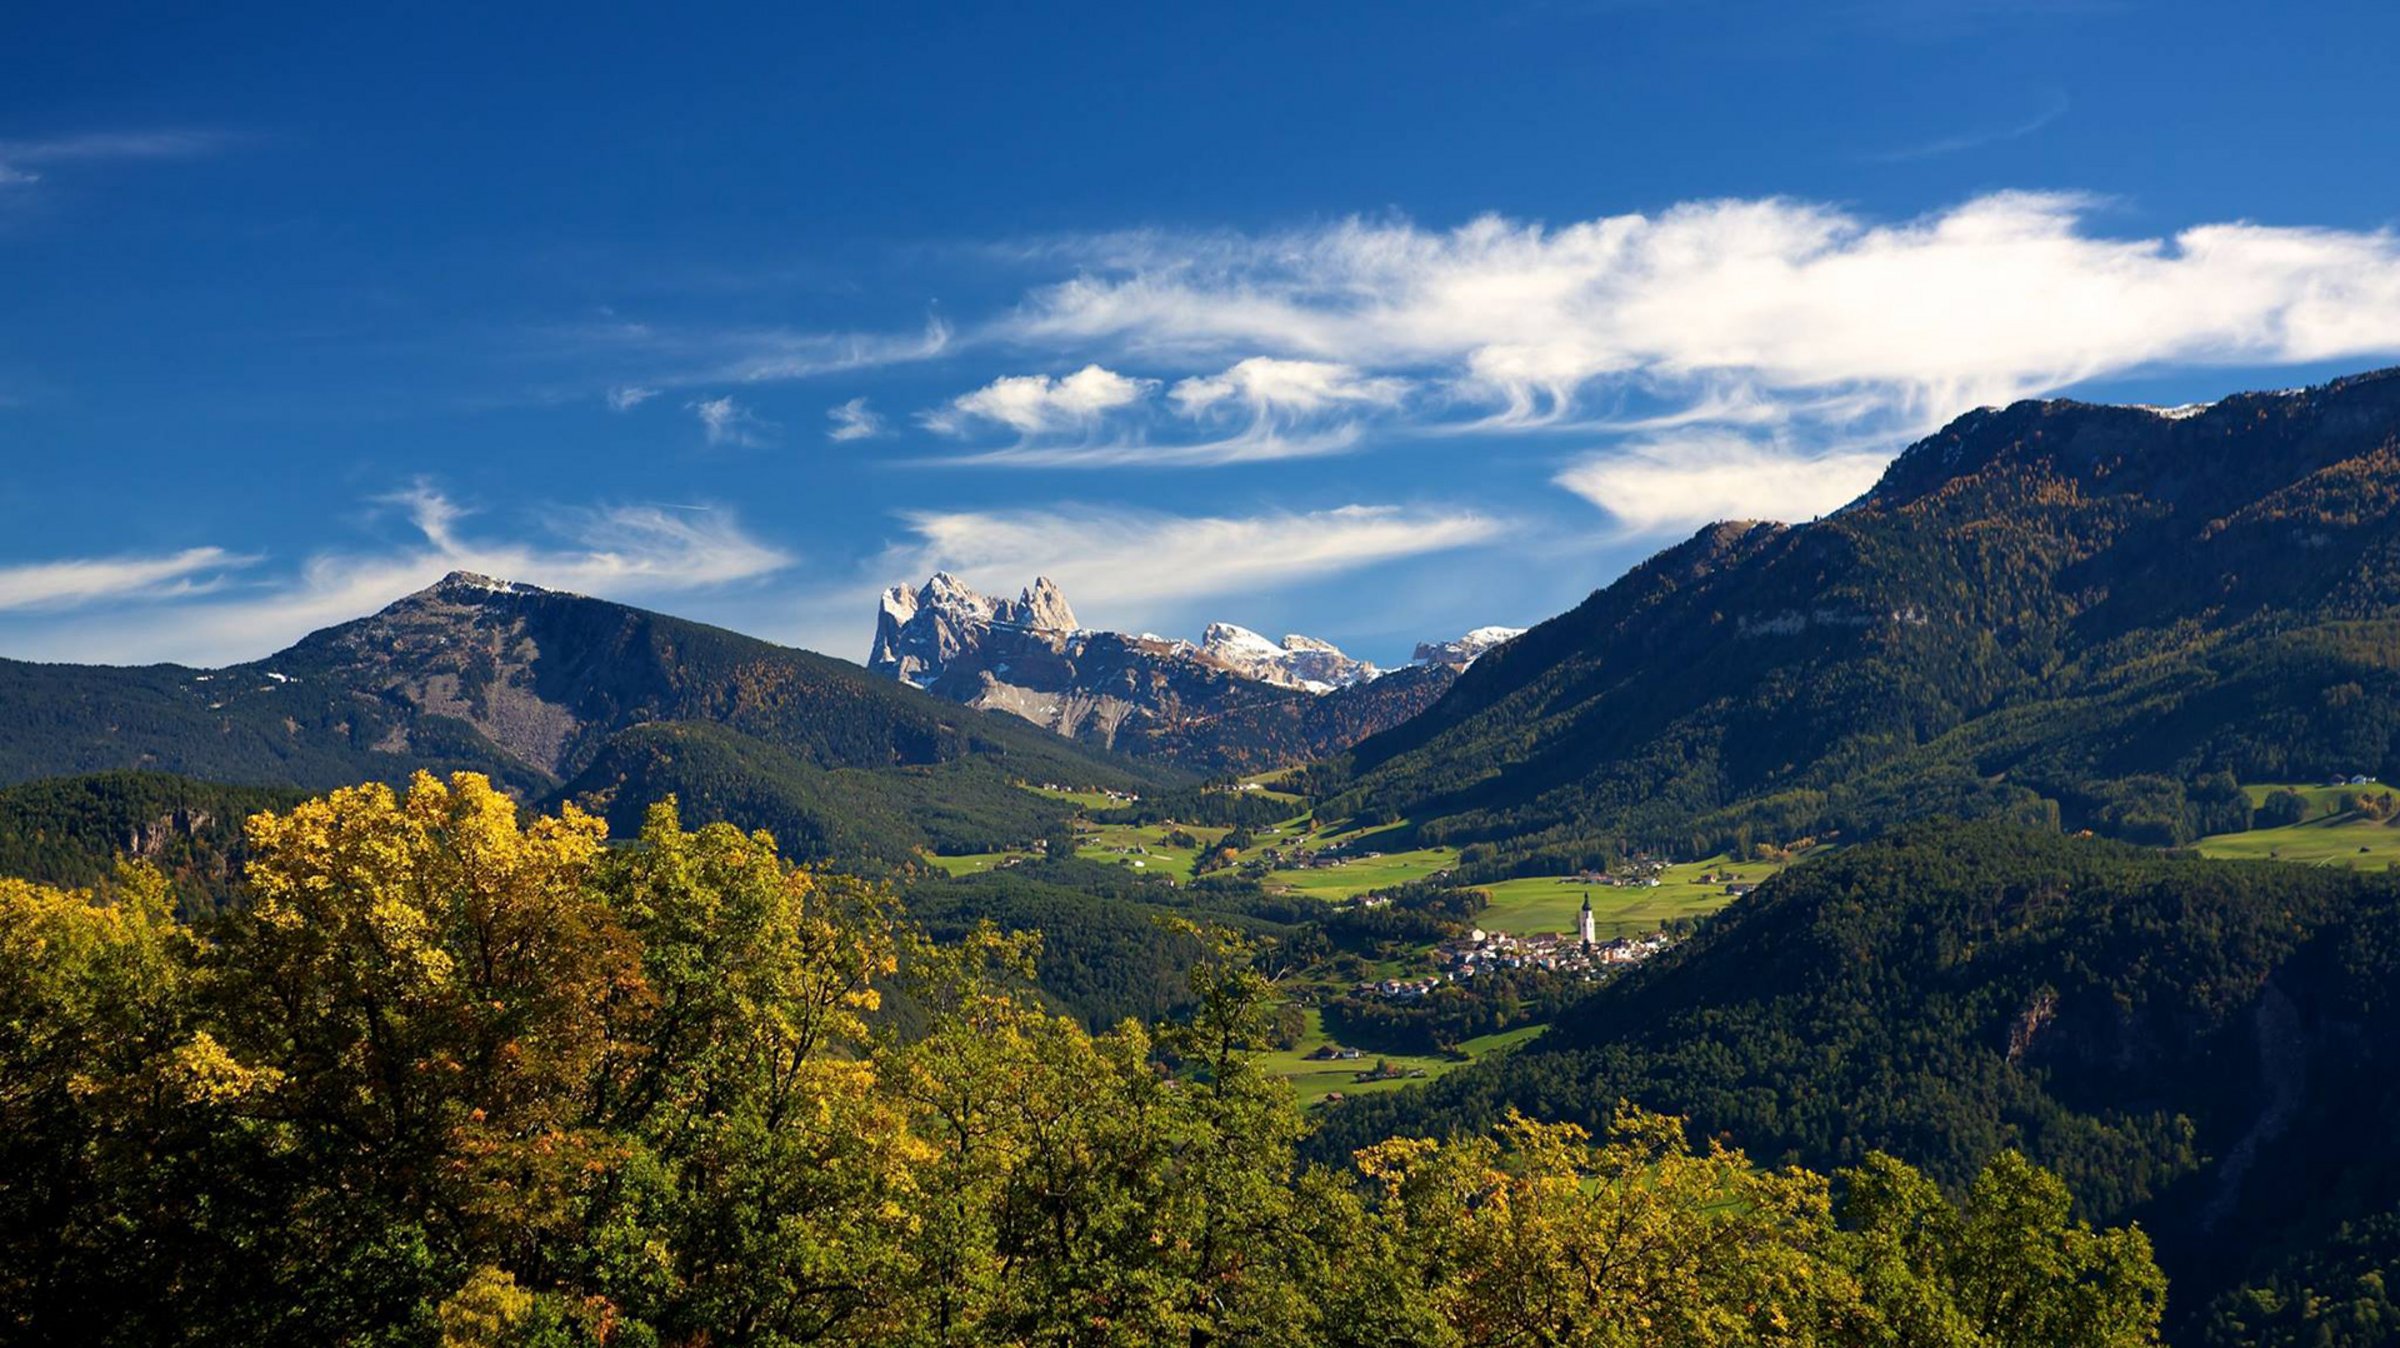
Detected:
[
  {"left": 1354, "top": 1107, "right": 1859, "bottom": 1347},
  {"left": 0, "top": 776, "right": 2170, "bottom": 1347}
]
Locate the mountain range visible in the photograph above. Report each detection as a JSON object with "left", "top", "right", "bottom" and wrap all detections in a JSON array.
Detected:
[
  {"left": 1316, "top": 367, "right": 2400, "bottom": 876},
  {"left": 867, "top": 571, "right": 1519, "bottom": 774},
  {"left": 0, "top": 571, "right": 1171, "bottom": 866},
  {"left": 16, "top": 369, "right": 2400, "bottom": 1342}
]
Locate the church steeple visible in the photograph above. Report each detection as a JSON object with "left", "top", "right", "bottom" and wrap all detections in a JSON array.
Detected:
[{"left": 1577, "top": 893, "right": 1596, "bottom": 947}]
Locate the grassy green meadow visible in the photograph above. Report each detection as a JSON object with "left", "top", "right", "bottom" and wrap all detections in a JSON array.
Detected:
[
  {"left": 2199, "top": 784, "right": 2400, "bottom": 868},
  {"left": 916, "top": 849, "right": 1043, "bottom": 877},
  {"left": 1473, "top": 854, "right": 1785, "bottom": 938},
  {"left": 1254, "top": 1009, "right": 1543, "bottom": 1106}
]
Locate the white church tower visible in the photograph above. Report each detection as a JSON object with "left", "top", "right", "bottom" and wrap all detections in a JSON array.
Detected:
[{"left": 1577, "top": 893, "right": 1597, "bottom": 946}]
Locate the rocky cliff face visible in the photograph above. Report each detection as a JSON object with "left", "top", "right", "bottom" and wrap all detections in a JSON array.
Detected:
[
  {"left": 871, "top": 573, "right": 1079, "bottom": 687},
  {"left": 865, "top": 573, "right": 1502, "bottom": 771}
]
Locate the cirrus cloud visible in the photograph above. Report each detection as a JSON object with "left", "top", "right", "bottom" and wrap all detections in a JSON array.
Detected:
[
  {"left": 983, "top": 192, "right": 2400, "bottom": 519},
  {"left": 926, "top": 356, "right": 1412, "bottom": 468},
  {"left": 0, "top": 546, "right": 257, "bottom": 611},
  {"left": 826, "top": 396, "right": 885, "bottom": 441},
  {"left": 0, "top": 486, "right": 795, "bottom": 666},
  {"left": 883, "top": 502, "right": 1504, "bottom": 617}
]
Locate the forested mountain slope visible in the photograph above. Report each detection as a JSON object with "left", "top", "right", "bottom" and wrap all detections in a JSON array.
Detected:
[
  {"left": 0, "top": 772, "right": 302, "bottom": 915},
  {"left": 0, "top": 573, "right": 1171, "bottom": 843},
  {"left": 1316, "top": 368, "right": 2400, "bottom": 874},
  {"left": 1317, "top": 821, "right": 2400, "bottom": 1340}
]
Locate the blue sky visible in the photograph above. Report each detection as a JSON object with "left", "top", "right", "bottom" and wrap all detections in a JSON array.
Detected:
[{"left": 6, "top": 0, "right": 2400, "bottom": 667}]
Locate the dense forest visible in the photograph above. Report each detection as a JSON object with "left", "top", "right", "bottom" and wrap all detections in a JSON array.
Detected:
[
  {"left": 0, "top": 772, "right": 302, "bottom": 916},
  {"left": 1308, "top": 372, "right": 2400, "bottom": 876},
  {"left": 1321, "top": 822, "right": 2400, "bottom": 1341},
  {"left": 0, "top": 774, "right": 2163, "bottom": 1347}
]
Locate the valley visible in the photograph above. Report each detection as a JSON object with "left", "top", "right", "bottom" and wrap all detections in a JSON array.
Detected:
[
  {"left": 15, "top": 371, "right": 2400, "bottom": 1341},
  {"left": 17, "top": 5, "right": 2397, "bottom": 1336}
]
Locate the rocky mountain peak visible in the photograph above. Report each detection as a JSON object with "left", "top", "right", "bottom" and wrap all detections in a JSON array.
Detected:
[
  {"left": 1413, "top": 625, "right": 1526, "bottom": 668},
  {"left": 430, "top": 570, "right": 553, "bottom": 597},
  {"left": 1014, "top": 575, "right": 1078, "bottom": 633},
  {"left": 870, "top": 572, "right": 1084, "bottom": 687},
  {"left": 1195, "top": 622, "right": 1378, "bottom": 691}
]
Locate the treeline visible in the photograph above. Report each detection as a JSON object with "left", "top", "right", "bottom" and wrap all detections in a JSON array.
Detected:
[
  {"left": 1084, "top": 785, "right": 1294, "bottom": 831},
  {"left": 0, "top": 774, "right": 2165, "bottom": 1347},
  {"left": 1320, "top": 967, "right": 1582, "bottom": 1056},
  {"left": 550, "top": 720, "right": 1084, "bottom": 870}
]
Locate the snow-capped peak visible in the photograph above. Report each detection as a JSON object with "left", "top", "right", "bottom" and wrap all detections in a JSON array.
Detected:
[
  {"left": 1197, "top": 622, "right": 1377, "bottom": 690},
  {"left": 1413, "top": 625, "right": 1525, "bottom": 669}
]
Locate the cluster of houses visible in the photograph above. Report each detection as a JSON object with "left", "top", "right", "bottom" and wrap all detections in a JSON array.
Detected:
[
  {"left": 1036, "top": 782, "right": 1142, "bottom": 804},
  {"left": 1562, "top": 854, "right": 1670, "bottom": 887},
  {"left": 1351, "top": 896, "right": 1683, "bottom": 1001},
  {"left": 1428, "top": 920, "right": 1677, "bottom": 983},
  {"left": 1253, "top": 835, "right": 1385, "bottom": 872}
]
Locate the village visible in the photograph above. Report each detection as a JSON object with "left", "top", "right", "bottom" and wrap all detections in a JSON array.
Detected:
[{"left": 1356, "top": 892, "right": 1684, "bottom": 1002}]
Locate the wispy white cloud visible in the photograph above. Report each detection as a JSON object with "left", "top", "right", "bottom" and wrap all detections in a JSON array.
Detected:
[
  {"left": 565, "top": 316, "right": 952, "bottom": 391},
  {"left": 690, "top": 395, "right": 771, "bottom": 446},
  {"left": 0, "top": 547, "right": 257, "bottom": 611},
  {"left": 936, "top": 423, "right": 1368, "bottom": 469},
  {"left": 0, "top": 128, "right": 234, "bottom": 187},
  {"left": 1555, "top": 432, "right": 1893, "bottom": 534},
  {"left": 0, "top": 487, "right": 794, "bottom": 666},
  {"left": 983, "top": 193, "right": 2400, "bottom": 513},
  {"left": 878, "top": 503, "right": 1504, "bottom": 618},
  {"left": 826, "top": 396, "right": 885, "bottom": 441},
  {"left": 606, "top": 384, "right": 659, "bottom": 411},
  {"left": 719, "top": 317, "right": 953, "bottom": 383},
  {"left": 1167, "top": 356, "right": 1409, "bottom": 419},
  {"left": 1862, "top": 89, "right": 2071, "bottom": 162}
]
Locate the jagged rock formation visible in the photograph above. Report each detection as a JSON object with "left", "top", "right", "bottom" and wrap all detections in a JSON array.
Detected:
[
  {"left": 871, "top": 573, "right": 1078, "bottom": 687},
  {"left": 865, "top": 574, "right": 1501, "bottom": 772}
]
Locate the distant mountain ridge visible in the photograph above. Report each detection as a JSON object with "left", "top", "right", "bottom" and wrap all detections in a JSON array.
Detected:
[
  {"left": 1316, "top": 366, "right": 2400, "bottom": 872},
  {"left": 0, "top": 571, "right": 1170, "bottom": 861},
  {"left": 866, "top": 571, "right": 1515, "bottom": 773}
]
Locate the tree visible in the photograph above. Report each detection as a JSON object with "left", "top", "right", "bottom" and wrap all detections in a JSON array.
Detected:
[
  {"left": 0, "top": 866, "right": 197, "bottom": 1339},
  {"left": 1839, "top": 1149, "right": 2165, "bottom": 1348},
  {"left": 1352, "top": 1107, "right": 1854, "bottom": 1347},
  {"left": 2257, "top": 788, "right": 2311, "bottom": 829}
]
